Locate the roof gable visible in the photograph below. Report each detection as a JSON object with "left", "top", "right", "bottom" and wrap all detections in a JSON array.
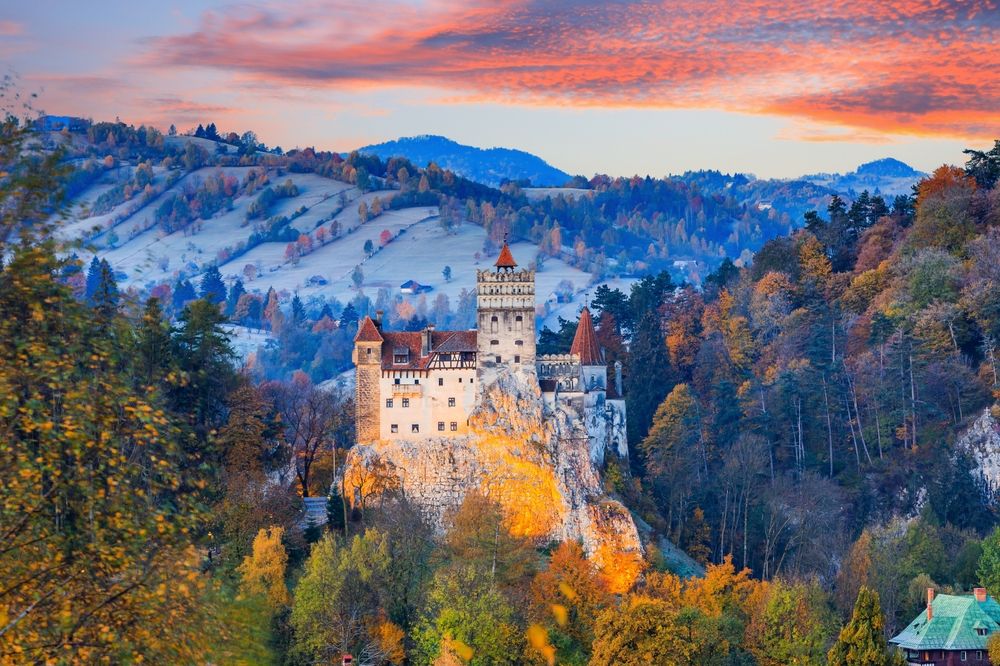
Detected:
[{"left": 892, "top": 594, "right": 1000, "bottom": 651}]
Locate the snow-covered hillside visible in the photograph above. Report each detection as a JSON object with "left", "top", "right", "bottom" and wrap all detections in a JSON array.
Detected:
[{"left": 60, "top": 165, "right": 606, "bottom": 354}]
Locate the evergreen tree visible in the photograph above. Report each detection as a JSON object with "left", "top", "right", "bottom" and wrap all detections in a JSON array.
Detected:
[
  {"left": 340, "top": 302, "right": 359, "bottom": 329},
  {"left": 171, "top": 299, "right": 237, "bottom": 448},
  {"left": 92, "top": 258, "right": 119, "bottom": 316},
  {"left": 200, "top": 265, "right": 227, "bottom": 304},
  {"left": 626, "top": 309, "right": 673, "bottom": 446},
  {"left": 84, "top": 256, "right": 101, "bottom": 302},
  {"left": 291, "top": 294, "right": 306, "bottom": 326},
  {"left": 173, "top": 278, "right": 197, "bottom": 311},
  {"left": 226, "top": 277, "right": 246, "bottom": 316},
  {"left": 827, "top": 587, "right": 904, "bottom": 666},
  {"left": 134, "top": 297, "right": 173, "bottom": 388}
]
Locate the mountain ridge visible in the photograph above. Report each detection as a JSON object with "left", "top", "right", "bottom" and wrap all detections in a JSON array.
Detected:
[{"left": 355, "top": 134, "right": 574, "bottom": 188}]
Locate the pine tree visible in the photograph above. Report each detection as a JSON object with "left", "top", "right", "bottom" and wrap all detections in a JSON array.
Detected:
[
  {"left": 173, "top": 278, "right": 197, "bottom": 311},
  {"left": 340, "top": 302, "right": 359, "bottom": 329},
  {"left": 291, "top": 294, "right": 306, "bottom": 326},
  {"left": 827, "top": 587, "right": 904, "bottom": 666},
  {"left": 626, "top": 309, "right": 673, "bottom": 446},
  {"left": 84, "top": 256, "right": 101, "bottom": 303},
  {"left": 200, "top": 265, "right": 227, "bottom": 304},
  {"left": 134, "top": 297, "right": 173, "bottom": 387},
  {"left": 226, "top": 277, "right": 245, "bottom": 316},
  {"left": 92, "top": 258, "right": 119, "bottom": 316}
]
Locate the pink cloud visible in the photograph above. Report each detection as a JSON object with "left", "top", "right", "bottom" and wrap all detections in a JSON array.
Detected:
[{"left": 130, "top": 0, "right": 998, "bottom": 139}]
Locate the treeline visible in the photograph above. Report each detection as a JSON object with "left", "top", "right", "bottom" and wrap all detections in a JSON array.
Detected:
[{"left": 534, "top": 140, "right": 1000, "bottom": 633}]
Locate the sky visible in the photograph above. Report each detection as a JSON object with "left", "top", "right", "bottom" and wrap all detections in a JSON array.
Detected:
[{"left": 2, "top": 0, "right": 997, "bottom": 178}]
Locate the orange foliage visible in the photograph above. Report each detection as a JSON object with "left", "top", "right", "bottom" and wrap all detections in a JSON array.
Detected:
[{"left": 918, "top": 165, "right": 976, "bottom": 201}]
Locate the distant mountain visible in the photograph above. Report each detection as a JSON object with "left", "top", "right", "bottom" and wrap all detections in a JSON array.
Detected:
[
  {"left": 354, "top": 135, "right": 574, "bottom": 188},
  {"left": 800, "top": 157, "right": 926, "bottom": 198}
]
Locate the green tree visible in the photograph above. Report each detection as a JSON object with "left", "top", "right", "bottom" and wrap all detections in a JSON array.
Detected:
[
  {"left": 745, "top": 579, "right": 837, "bottom": 666},
  {"left": 827, "top": 587, "right": 904, "bottom": 666},
  {"left": 290, "top": 531, "right": 405, "bottom": 665},
  {"left": 199, "top": 264, "right": 227, "bottom": 304},
  {"left": 977, "top": 527, "right": 1000, "bottom": 594},
  {"left": 626, "top": 309, "right": 673, "bottom": 446},
  {"left": 413, "top": 565, "right": 523, "bottom": 666}
]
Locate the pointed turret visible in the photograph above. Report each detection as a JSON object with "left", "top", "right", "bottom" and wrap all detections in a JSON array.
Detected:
[
  {"left": 570, "top": 306, "right": 602, "bottom": 365},
  {"left": 354, "top": 315, "right": 384, "bottom": 342},
  {"left": 495, "top": 241, "right": 517, "bottom": 271}
]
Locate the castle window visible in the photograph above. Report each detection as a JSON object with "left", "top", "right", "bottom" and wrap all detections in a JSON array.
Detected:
[
  {"left": 415, "top": 379, "right": 419, "bottom": 385},
  {"left": 391, "top": 424, "right": 398, "bottom": 433},
  {"left": 490, "top": 339, "right": 499, "bottom": 346},
  {"left": 438, "top": 422, "right": 445, "bottom": 431},
  {"left": 402, "top": 398, "right": 410, "bottom": 408},
  {"left": 448, "top": 397, "right": 456, "bottom": 407},
  {"left": 515, "top": 339, "right": 523, "bottom": 346},
  {"left": 458, "top": 378, "right": 462, "bottom": 383},
  {"left": 438, "top": 377, "right": 444, "bottom": 386},
  {"left": 515, "top": 315, "right": 523, "bottom": 331},
  {"left": 450, "top": 422, "right": 458, "bottom": 431},
  {"left": 496, "top": 355, "right": 501, "bottom": 363},
  {"left": 386, "top": 399, "right": 393, "bottom": 408},
  {"left": 514, "top": 355, "right": 521, "bottom": 363},
  {"left": 366, "top": 348, "right": 372, "bottom": 357},
  {"left": 491, "top": 316, "right": 498, "bottom": 333},
  {"left": 394, "top": 378, "right": 400, "bottom": 384},
  {"left": 411, "top": 424, "right": 419, "bottom": 433}
]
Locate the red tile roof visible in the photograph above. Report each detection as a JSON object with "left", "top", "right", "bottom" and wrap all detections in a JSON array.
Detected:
[
  {"left": 570, "top": 307, "right": 602, "bottom": 365},
  {"left": 495, "top": 242, "right": 517, "bottom": 269},
  {"left": 380, "top": 330, "right": 477, "bottom": 370},
  {"left": 354, "top": 316, "right": 384, "bottom": 342}
]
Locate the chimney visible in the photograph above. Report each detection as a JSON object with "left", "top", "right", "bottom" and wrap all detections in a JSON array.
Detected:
[
  {"left": 374, "top": 310, "right": 384, "bottom": 329},
  {"left": 927, "top": 588, "right": 935, "bottom": 620},
  {"left": 975, "top": 587, "right": 988, "bottom": 603},
  {"left": 614, "top": 360, "right": 623, "bottom": 397},
  {"left": 422, "top": 324, "right": 435, "bottom": 357}
]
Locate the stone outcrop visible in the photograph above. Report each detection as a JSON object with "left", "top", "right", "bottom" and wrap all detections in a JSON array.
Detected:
[
  {"left": 345, "top": 368, "right": 643, "bottom": 587},
  {"left": 956, "top": 407, "right": 1000, "bottom": 500}
]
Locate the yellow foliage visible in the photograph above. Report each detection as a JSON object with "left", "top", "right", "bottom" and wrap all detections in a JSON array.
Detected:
[
  {"left": 526, "top": 623, "right": 556, "bottom": 666},
  {"left": 374, "top": 619, "right": 406, "bottom": 665},
  {"left": 238, "top": 526, "right": 290, "bottom": 609}
]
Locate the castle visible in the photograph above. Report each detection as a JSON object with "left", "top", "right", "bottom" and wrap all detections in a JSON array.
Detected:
[{"left": 352, "top": 242, "right": 628, "bottom": 465}]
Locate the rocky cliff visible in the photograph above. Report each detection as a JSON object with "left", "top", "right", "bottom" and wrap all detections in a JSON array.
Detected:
[
  {"left": 956, "top": 407, "right": 1000, "bottom": 500},
  {"left": 345, "top": 368, "right": 644, "bottom": 592}
]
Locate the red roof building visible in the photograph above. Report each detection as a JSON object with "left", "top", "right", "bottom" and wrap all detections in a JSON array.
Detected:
[{"left": 570, "top": 306, "right": 603, "bottom": 365}]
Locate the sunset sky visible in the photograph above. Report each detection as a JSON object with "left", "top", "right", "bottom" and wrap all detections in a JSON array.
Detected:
[{"left": 3, "top": 0, "right": 997, "bottom": 178}]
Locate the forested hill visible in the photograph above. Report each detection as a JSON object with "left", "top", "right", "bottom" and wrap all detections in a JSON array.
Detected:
[
  {"left": 801, "top": 157, "right": 926, "bottom": 197},
  {"left": 354, "top": 134, "right": 574, "bottom": 187}
]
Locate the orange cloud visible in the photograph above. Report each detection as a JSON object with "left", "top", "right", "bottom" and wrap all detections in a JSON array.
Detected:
[{"left": 140, "top": 0, "right": 999, "bottom": 139}]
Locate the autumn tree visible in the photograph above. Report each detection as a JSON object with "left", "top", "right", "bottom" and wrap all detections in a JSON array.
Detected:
[
  {"left": 827, "top": 587, "right": 904, "bottom": 666},
  {"left": 291, "top": 532, "right": 406, "bottom": 665},
  {"left": 239, "top": 526, "right": 291, "bottom": 610}
]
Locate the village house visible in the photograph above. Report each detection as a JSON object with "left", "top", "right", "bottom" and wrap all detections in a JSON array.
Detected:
[{"left": 891, "top": 588, "right": 1000, "bottom": 665}]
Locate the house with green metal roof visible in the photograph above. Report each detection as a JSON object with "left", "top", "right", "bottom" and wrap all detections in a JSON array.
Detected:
[{"left": 891, "top": 588, "right": 1000, "bottom": 665}]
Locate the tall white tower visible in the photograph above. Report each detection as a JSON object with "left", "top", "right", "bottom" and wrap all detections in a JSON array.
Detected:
[{"left": 476, "top": 241, "right": 536, "bottom": 382}]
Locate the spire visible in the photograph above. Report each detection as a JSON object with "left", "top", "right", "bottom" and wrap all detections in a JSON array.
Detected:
[
  {"left": 495, "top": 235, "right": 517, "bottom": 270},
  {"left": 570, "top": 306, "right": 602, "bottom": 365},
  {"left": 354, "top": 315, "right": 384, "bottom": 342}
]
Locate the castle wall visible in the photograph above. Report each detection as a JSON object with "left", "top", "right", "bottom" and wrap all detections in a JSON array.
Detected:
[{"left": 377, "top": 368, "right": 477, "bottom": 440}]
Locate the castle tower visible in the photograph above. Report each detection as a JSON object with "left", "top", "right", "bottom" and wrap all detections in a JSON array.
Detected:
[
  {"left": 476, "top": 241, "right": 536, "bottom": 381},
  {"left": 352, "top": 314, "right": 384, "bottom": 443},
  {"left": 571, "top": 306, "right": 607, "bottom": 392}
]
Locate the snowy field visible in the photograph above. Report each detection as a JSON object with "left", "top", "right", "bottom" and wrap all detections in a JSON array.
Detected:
[{"left": 523, "top": 187, "right": 590, "bottom": 201}]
